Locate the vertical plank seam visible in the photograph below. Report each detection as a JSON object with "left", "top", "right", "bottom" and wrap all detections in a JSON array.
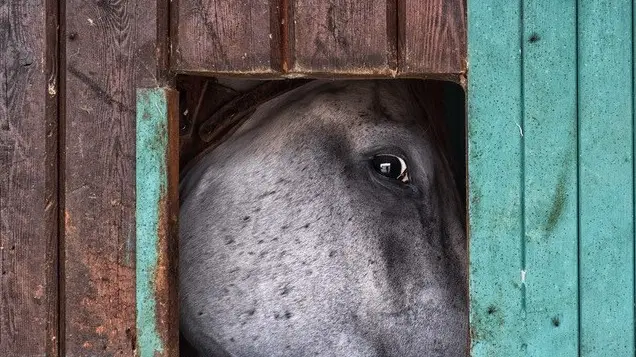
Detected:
[
  {"left": 631, "top": 1, "right": 636, "bottom": 354},
  {"left": 575, "top": 0, "right": 581, "bottom": 354},
  {"left": 43, "top": 0, "right": 62, "bottom": 353},
  {"left": 157, "top": 0, "right": 171, "bottom": 84},
  {"left": 268, "top": 0, "right": 281, "bottom": 72},
  {"left": 57, "top": 0, "right": 67, "bottom": 352},
  {"left": 387, "top": 0, "right": 398, "bottom": 74},
  {"left": 518, "top": 0, "right": 527, "bottom": 317},
  {"left": 395, "top": 0, "right": 404, "bottom": 75},
  {"left": 280, "top": 0, "right": 290, "bottom": 72},
  {"left": 168, "top": 0, "right": 179, "bottom": 70}
]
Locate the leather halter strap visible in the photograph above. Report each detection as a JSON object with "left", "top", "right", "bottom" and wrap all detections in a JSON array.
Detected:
[
  {"left": 179, "top": 79, "right": 313, "bottom": 177},
  {"left": 198, "top": 79, "right": 313, "bottom": 144}
]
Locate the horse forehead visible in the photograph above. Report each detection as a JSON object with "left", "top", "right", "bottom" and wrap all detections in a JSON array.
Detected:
[
  {"left": 308, "top": 80, "right": 416, "bottom": 118},
  {"left": 267, "top": 80, "right": 422, "bottom": 139},
  {"left": 208, "top": 80, "right": 431, "bottom": 172}
]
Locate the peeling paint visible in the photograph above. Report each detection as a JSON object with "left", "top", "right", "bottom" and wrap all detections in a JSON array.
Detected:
[
  {"left": 136, "top": 88, "right": 179, "bottom": 357},
  {"left": 136, "top": 89, "right": 168, "bottom": 357}
]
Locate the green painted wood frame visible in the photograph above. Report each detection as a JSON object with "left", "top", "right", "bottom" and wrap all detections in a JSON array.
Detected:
[
  {"left": 136, "top": 88, "right": 179, "bottom": 357},
  {"left": 468, "top": 0, "right": 635, "bottom": 356}
]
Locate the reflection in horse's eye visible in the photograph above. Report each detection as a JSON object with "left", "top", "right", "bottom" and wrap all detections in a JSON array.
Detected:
[{"left": 372, "top": 154, "right": 409, "bottom": 183}]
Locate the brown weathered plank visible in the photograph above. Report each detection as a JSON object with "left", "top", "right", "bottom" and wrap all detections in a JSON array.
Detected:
[
  {"left": 398, "top": 0, "right": 466, "bottom": 76},
  {"left": 290, "top": 0, "right": 396, "bottom": 75},
  {"left": 172, "top": 0, "right": 467, "bottom": 77},
  {"left": 0, "top": 0, "right": 59, "bottom": 356},
  {"left": 172, "top": 0, "right": 276, "bottom": 74},
  {"left": 62, "top": 0, "right": 166, "bottom": 354}
]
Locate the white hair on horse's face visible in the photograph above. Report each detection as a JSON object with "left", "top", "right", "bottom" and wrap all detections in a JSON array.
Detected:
[{"left": 179, "top": 80, "right": 467, "bottom": 357}]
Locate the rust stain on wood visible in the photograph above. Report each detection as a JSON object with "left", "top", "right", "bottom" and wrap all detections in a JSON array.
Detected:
[
  {"left": 153, "top": 90, "right": 179, "bottom": 357},
  {"left": 64, "top": 230, "right": 135, "bottom": 355},
  {"left": 136, "top": 88, "right": 179, "bottom": 357}
]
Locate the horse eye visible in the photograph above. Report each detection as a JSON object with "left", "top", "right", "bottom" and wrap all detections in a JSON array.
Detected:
[{"left": 371, "top": 154, "right": 409, "bottom": 183}]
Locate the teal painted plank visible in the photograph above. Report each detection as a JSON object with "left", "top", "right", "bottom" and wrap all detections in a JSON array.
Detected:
[
  {"left": 578, "top": 1, "right": 634, "bottom": 355},
  {"left": 521, "top": 1, "right": 578, "bottom": 355},
  {"left": 136, "top": 88, "right": 179, "bottom": 357},
  {"left": 467, "top": 1, "right": 525, "bottom": 355}
]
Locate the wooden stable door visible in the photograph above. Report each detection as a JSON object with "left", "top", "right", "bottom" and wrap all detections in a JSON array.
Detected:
[{"left": 171, "top": 0, "right": 466, "bottom": 79}]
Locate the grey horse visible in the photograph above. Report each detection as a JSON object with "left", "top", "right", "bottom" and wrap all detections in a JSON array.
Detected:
[{"left": 179, "top": 80, "right": 467, "bottom": 357}]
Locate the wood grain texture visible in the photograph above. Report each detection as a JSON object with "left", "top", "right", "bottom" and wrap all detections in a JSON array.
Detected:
[
  {"left": 398, "top": 0, "right": 466, "bottom": 76},
  {"left": 290, "top": 0, "right": 395, "bottom": 75},
  {"left": 172, "top": 0, "right": 275, "bottom": 73},
  {"left": 62, "top": 0, "right": 165, "bottom": 354},
  {"left": 578, "top": 0, "right": 634, "bottom": 354},
  {"left": 172, "top": 0, "right": 468, "bottom": 77},
  {"left": 0, "top": 0, "right": 59, "bottom": 356}
]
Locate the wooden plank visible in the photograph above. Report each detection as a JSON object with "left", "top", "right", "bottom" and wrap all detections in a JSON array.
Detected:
[
  {"left": 172, "top": 0, "right": 470, "bottom": 77},
  {"left": 290, "top": 0, "right": 395, "bottom": 75},
  {"left": 398, "top": 0, "right": 466, "bottom": 76},
  {"left": 0, "top": 0, "right": 59, "bottom": 355},
  {"left": 467, "top": 0, "right": 525, "bottom": 355},
  {"left": 136, "top": 88, "right": 179, "bottom": 357},
  {"left": 62, "top": 0, "right": 166, "bottom": 353},
  {"left": 521, "top": 1, "right": 578, "bottom": 354},
  {"left": 578, "top": 1, "right": 635, "bottom": 355},
  {"left": 172, "top": 0, "right": 275, "bottom": 74}
]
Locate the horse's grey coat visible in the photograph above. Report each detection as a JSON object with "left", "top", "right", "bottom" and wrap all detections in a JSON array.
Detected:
[{"left": 179, "top": 80, "right": 467, "bottom": 357}]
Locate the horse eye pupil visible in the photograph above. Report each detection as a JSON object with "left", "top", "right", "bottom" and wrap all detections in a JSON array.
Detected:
[{"left": 372, "top": 154, "right": 407, "bottom": 181}]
